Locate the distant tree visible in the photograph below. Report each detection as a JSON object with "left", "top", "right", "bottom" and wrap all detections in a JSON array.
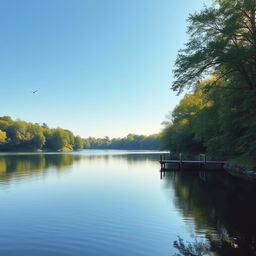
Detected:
[
  {"left": 27, "top": 124, "right": 45, "bottom": 150},
  {"left": 41, "top": 123, "right": 48, "bottom": 129},
  {"left": 6, "top": 121, "right": 28, "bottom": 145},
  {"left": 64, "top": 129, "right": 75, "bottom": 147},
  {"left": 0, "top": 116, "right": 161, "bottom": 152},
  {"left": 0, "top": 116, "right": 12, "bottom": 122},
  {"left": 47, "top": 129, "right": 69, "bottom": 151},
  {"left": 0, "top": 121, "right": 8, "bottom": 131},
  {"left": 83, "top": 138, "right": 91, "bottom": 149},
  {"left": 74, "top": 136, "right": 83, "bottom": 150},
  {"left": 83, "top": 134, "right": 161, "bottom": 150},
  {"left": 0, "top": 130, "right": 7, "bottom": 144},
  {"left": 0, "top": 116, "right": 85, "bottom": 152}
]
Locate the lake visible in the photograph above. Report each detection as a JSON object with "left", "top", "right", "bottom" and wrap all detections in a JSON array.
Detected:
[{"left": 0, "top": 150, "right": 255, "bottom": 256}]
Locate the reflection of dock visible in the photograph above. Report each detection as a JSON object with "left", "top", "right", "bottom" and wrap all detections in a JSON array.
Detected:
[{"left": 159, "top": 153, "right": 226, "bottom": 170}]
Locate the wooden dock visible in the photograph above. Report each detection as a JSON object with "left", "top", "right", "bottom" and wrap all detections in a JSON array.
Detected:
[{"left": 159, "top": 153, "right": 226, "bottom": 170}]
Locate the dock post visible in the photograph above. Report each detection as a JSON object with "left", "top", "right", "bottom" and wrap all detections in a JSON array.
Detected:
[
  {"left": 160, "top": 154, "right": 165, "bottom": 170},
  {"left": 199, "top": 154, "right": 205, "bottom": 168},
  {"left": 179, "top": 153, "right": 182, "bottom": 169},
  {"left": 201, "top": 154, "right": 206, "bottom": 168}
]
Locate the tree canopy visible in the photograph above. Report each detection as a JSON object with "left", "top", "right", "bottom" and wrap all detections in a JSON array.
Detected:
[
  {"left": 0, "top": 116, "right": 83, "bottom": 152},
  {"left": 0, "top": 116, "right": 161, "bottom": 152},
  {"left": 172, "top": 0, "right": 256, "bottom": 93},
  {"left": 163, "top": 0, "right": 256, "bottom": 168},
  {"left": 83, "top": 134, "right": 161, "bottom": 150}
]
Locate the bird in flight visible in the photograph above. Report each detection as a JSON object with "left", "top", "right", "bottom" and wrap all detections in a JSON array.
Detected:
[{"left": 31, "top": 90, "right": 38, "bottom": 94}]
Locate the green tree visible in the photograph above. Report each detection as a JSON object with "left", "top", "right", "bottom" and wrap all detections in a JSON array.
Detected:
[
  {"left": 0, "top": 116, "right": 12, "bottom": 122},
  {"left": 172, "top": 0, "right": 256, "bottom": 93},
  {"left": 6, "top": 121, "right": 28, "bottom": 146},
  {"left": 164, "top": 0, "right": 256, "bottom": 168},
  {"left": 46, "top": 128, "right": 69, "bottom": 151},
  {"left": 0, "top": 130, "right": 7, "bottom": 144},
  {"left": 74, "top": 136, "right": 83, "bottom": 150},
  {"left": 41, "top": 123, "right": 48, "bottom": 129},
  {"left": 82, "top": 134, "right": 161, "bottom": 150},
  {"left": 64, "top": 129, "right": 75, "bottom": 149},
  {"left": 83, "top": 138, "right": 91, "bottom": 149},
  {"left": 0, "top": 116, "right": 84, "bottom": 152},
  {"left": 27, "top": 124, "right": 45, "bottom": 150},
  {"left": 162, "top": 86, "right": 206, "bottom": 153}
]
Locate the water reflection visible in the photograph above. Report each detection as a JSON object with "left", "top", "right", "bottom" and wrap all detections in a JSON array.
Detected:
[
  {"left": 78, "top": 152, "right": 159, "bottom": 163},
  {"left": 1, "top": 151, "right": 255, "bottom": 255},
  {"left": 0, "top": 152, "right": 159, "bottom": 185},
  {"left": 0, "top": 151, "right": 173, "bottom": 256},
  {"left": 162, "top": 170, "right": 256, "bottom": 255},
  {"left": 0, "top": 154, "right": 81, "bottom": 185}
]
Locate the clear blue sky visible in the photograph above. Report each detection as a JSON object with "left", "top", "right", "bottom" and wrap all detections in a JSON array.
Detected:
[{"left": 0, "top": 0, "right": 211, "bottom": 138}]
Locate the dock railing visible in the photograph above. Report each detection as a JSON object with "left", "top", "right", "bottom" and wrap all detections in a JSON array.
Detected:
[{"left": 159, "top": 152, "right": 226, "bottom": 170}]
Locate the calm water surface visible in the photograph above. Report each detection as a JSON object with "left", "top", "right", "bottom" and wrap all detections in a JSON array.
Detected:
[{"left": 0, "top": 150, "right": 255, "bottom": 256}]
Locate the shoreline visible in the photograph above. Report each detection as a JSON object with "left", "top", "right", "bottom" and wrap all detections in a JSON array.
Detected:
[{"left": 224, "top": 164, "right": 256, "bottom": 182}]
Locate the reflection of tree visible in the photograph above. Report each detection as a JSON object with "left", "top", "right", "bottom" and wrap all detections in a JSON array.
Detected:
[
  {"left": 173, "top": 236, "right": 210, "bottom": 256},
  {"left": 0, "top": 152, "right": 160, "bottom": 185},
  {"left": 164, "top": 171, "right": 256, "bottom": 255},
  {"left": 79, "top": 153, "right": 159, "bottom": 165},
  {"left": 0, "top": 154, "right": 83, "bottom": 184}
]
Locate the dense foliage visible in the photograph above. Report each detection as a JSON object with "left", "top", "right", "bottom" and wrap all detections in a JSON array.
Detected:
[
  {"left": 0, "top": 116, "right": 83, "bottom": 151},
  {"left": 167, "top": 171, "right": 256, "bottom": 256},
  {"left": 83, "top": 134, "right": 161, "bottom": 150},
  {"left": 163, "top": 0, "right": 256, "bottom": 168},
  {"left": 172, "top": 0, "right": 256, "bottom": 94},
  {"left": 0, "top": 116, "right": 161, "bottom": 151}
]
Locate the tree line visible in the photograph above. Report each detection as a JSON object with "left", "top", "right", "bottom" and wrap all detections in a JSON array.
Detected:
[
  {"left": 0, "top": 116, "right": 83, "bottom": 151},
  {"left": 83, "top": 134, "right": 161, "bottom": 150},
  {"left": 162, "top": 0, "right": 256, "bottom": 169},
  {"left": 0, "top": 116, "right": 161, "bottom": 151}
]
